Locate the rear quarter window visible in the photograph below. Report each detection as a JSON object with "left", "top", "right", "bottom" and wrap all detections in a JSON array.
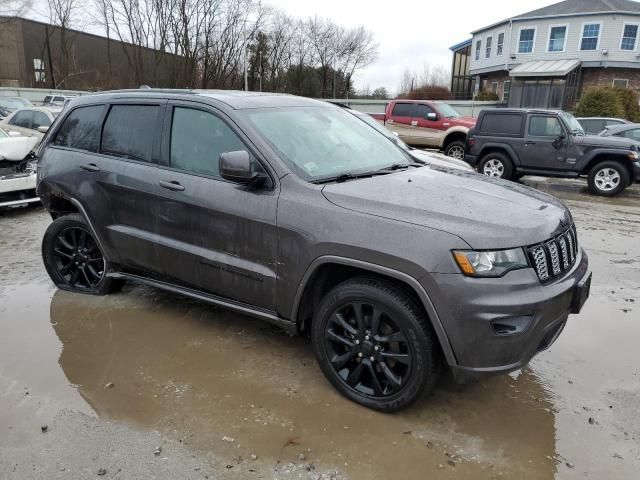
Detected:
[
  {"left": 478, "top": 113, "right": 523, "bottom": 136},
  {"left": 54, "top": 105, "right": 105, "bottom": 152}
]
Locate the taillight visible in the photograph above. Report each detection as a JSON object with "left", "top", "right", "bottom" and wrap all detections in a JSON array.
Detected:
[{"left": 467, "top": 137, "right": 476, "bottom": 149}]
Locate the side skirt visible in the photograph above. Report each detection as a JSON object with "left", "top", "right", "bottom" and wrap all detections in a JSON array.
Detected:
[{"left": 108, "top": 272, "right": 297, "bottom": 335}]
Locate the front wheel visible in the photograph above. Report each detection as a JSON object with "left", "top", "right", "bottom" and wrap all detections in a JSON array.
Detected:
[
  {"left": 587, "top": 161, "right": 629, "bottom": 196},
  {"left": 311, "top": 277, "right": 440, "bottom": 412},
  {"left": 444, "top": 141, "right": 465, "bottom": 160},
  {"left": 478, "top": 152, "right": 514, "bottom": 180},
  {"left": 42, "top": 213, "right": 123, "bottom": 295}
]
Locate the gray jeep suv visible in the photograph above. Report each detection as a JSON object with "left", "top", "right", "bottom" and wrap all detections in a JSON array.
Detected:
[{"left": 37, "top": 90, "right": 591, "bottom": 411}]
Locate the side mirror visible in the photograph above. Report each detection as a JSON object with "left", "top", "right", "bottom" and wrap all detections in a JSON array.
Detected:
[
  {"left": 37, "top": 126, "right": 49, "bottom": 133},
  {"left": 427, "top": 112, "right": 437, "bottom": 121},
  {"left": 553, "top": 133, "right": 566, "bottom": 148},
  {"left": 219, "top": 150, "right": 267, "bottom": 187}
]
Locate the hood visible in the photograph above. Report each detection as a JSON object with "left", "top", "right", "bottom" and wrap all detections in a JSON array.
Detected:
[
  {"left": 322, "top": 168, "right": 572, "bottom": 250},
  {"left": 573, "top": 134, "right": 636, "bottom": 150},
  {"left": 450, "top": 116, "right": 476, "bottom": 127}
]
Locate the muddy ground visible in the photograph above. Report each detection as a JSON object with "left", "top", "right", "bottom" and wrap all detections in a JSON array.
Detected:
[{"left": 0, "top": 177, "right": 638, "bottom": 480}]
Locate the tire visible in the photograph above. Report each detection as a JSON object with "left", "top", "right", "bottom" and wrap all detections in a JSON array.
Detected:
[
  {"left": 478, "top": 152, "right": 514, "bottom": 180},
  {"left": 444, "top": 141, "right": 465, "bottom": 160},
  {"left": 587, "top": 161, "right": 630, "bottom": 196},
  {"left": 42, "top": 213, "right": 123, "bottom": 295},
  {"left": 311, "top": 277, "right": 440, "bottom": 412}
]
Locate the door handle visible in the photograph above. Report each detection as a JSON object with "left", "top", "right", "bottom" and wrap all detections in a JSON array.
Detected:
[
  {"left": 525, "top": 141, "right": 536, "bottom": 146},
  {"left": 411, "top": 121, "right": 418, "bottom": 126},
  {"left": 159, "top": 180, "right": 185, "bottom": 191},
  {"left": 80, "top": 163, "right": 100, "bottom": 172}
]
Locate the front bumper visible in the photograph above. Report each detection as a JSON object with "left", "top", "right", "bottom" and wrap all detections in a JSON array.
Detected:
[
  {"left": 421, "top": 247, "right": 590, "bottom": 383},
  {"left": 632, "top": 160, "right": 640, "bottom": 183},
  {"left": 0, "top": 172, "right": 39, "bottom": 208}
]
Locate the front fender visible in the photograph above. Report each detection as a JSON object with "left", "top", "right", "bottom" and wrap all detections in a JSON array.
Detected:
[
  {"left": 440, "top": 126, "right": 469, "bottom": 148},
  {"left": 575, "top": 148, "right": 635, "bottom": 173}
]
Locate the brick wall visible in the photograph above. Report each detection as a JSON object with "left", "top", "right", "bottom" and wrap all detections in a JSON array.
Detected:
[
  {"left": 581, "top": 67, "right": 640, "bottom": 93},
  {"left": 479, "top": 71, "right": 511, "bottom": 100}
]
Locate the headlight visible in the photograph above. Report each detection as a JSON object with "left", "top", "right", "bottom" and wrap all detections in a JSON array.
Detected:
[{"left": 453, "top": 248, "right": 528, "bottom": 278}]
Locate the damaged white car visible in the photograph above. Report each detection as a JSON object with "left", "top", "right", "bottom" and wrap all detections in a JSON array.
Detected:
[{"left": 0, "top": 127, "right": 40, "bottom": 208}]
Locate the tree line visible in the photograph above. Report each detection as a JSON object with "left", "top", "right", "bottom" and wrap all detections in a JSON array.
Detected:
[{"left": 38, "top": 0, "right": 378, "bottom": 97}]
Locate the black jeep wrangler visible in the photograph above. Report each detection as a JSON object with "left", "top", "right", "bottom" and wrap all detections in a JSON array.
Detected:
[{"left": 465, "top": 109, "right": 640, "bottom": 196}]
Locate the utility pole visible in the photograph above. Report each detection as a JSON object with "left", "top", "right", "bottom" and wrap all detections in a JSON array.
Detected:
[
  {"left": 332, "top": 44, "right": 337, "bottom": 99},
  {"left": 243, "top": 20, "right": 249, "bottom": 91},
  {"left": 258, "top": 49, "right": 262, "bottom": 92}
]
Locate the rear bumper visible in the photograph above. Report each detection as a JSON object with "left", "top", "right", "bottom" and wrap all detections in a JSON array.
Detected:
[
  {"left": 464, "top": 153, "right": 479, "bottom": 167},
  {"left": 421, "top": 248, "right": 590, "bottom": 383}
]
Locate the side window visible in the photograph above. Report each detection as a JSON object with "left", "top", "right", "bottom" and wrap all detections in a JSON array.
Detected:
[
  {"left": 10, "top": 110, "right": 33, "bottom": 128},
  {"left": 528, "top": 116, "right": 563, "bottom": 137},
  {"left": 32, "top": 111, "right": 51, "bottom": 128},
  {"left": 391, "top": 103, "right": 414, "bottom": 117},
  {"left": 480, "top": 113, "right": 523, "bottom": 135},
  {"left": 414, "top": 104, "right": 434, "bottom": 120},
  {"left": 170, "top": 107, "right": 245, "bottom": 178},
  {"left": 54, "top": 105, "right": 105, "bottom": 152},
  {"left": 623, "top": 129, "right": 640, "bottom": 141},
  {"left": 101, "top": 105, "right": 158, "bottom": 162}
]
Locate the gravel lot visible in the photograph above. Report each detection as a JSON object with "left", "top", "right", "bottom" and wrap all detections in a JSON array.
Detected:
[{"left": 1, "top": 177, "right": 638, "bottom": 480}]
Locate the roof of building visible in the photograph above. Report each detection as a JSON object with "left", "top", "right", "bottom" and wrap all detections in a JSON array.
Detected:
[
  {"left": 449, "top": 39, "right": 472, "bottom": 51},
  {"left": 471, "top": 0, "right": 640, "bottom": 33},
  {"left": 509, "top": 59, "right": 582, "bottom": 77}
]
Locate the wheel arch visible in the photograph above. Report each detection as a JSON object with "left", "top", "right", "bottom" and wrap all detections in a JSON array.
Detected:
[
  {"left": 581, "top": 152, "right": 634, "bottom": 179},
  {"left": 442, "top": 129, "right": 468, "bottom": 150},
  {"left": 291, "top": 256, "right": 458, "bottom": 367},
  {"left": 478, "top": 143, "right": 519, "bottom": 166}
]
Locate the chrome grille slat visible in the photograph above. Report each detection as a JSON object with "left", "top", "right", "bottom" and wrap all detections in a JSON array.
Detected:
[{"left": 528, "top": 225, "right": 579, "bottom": 282}]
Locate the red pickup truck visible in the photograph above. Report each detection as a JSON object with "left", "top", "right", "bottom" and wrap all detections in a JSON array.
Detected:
[{"left": 371, "top": 100, "right": 476, "bottom": 159}]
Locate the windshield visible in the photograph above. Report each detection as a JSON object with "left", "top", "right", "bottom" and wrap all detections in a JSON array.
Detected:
[
  {"left": 0, "top": 98, "right": 27, "bottom": 109},
  {"left": 436, "top": 103, "right": 461, "bottom": 119},
  {"left": 243, "top": 106, "right": 412, "bottom": 181},
  {"left": 560, "top": 111, "right": 584, "bottom": 135}
]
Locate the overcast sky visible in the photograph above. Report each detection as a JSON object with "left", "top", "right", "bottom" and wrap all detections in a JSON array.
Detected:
[{"left": 270, "top": 0, "right": 556, "bottom": 94}]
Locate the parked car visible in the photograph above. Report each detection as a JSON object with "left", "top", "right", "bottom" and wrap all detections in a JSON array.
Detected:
[
  {"left": 370, "top": 100, "right": 476, "bottom": 159},
  {"left": 37, "top": 90, "right": 591, "bottom": 412},
  {"left": 0, "top": 127, "right": 40, "bottom": 208},
  {"left": 465, "top": 109, "right": 640, "bottom": 196},
  {"left": 42, "top": 94, "right": 77, "bottom": 107},
  {"left": 0, "top": 106, "right": 62, "bottom": 139},
  {"left": 576, "top": 117, "right": 630, "bottom": 135},
  {"left": 346, "top": 107, "right": 473, "bottom": 171},
  {"left": 599, "top": 123, "right": 640, "bottom": 143},
  {"left": 0, "top": 96, "right": 33, "bottom": 114}
]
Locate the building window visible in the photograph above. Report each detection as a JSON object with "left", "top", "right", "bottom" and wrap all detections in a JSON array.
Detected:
[
  {"left": 486, "top": 36, "right": 493, "bottom": 58},
  {"left": 475, "top": 40, "right": 481, "bottom": 60},
  {"left": 581, "top": 23, "right": 601, "bottom": 51},
  {"left": 518, "top": 28, "right": 536, "bottom": 53},
  {"left": 613, "top": 79, "right": 629, "bottom": 89},
  {"left": 548, "top": 25, "right": 567, "bottom": 52},
  {"left": 621, "top": 24, "right": 638, "bottom": 51},
  {"left": 491, "top": 82, "right": 498, "bottom": 94},
  {"left": 503, "top": 80, "right": 511, "bottom": 102},
  {"left": 33, "top": 58, "right": 46, "bottom": 83},
  {"left": 497, "top": 32, "right": 504, "bottom": 56}
]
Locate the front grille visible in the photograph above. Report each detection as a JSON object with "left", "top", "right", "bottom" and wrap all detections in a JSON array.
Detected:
[{"left": 527, "top": 225, "right": 579, "bottom": 282}]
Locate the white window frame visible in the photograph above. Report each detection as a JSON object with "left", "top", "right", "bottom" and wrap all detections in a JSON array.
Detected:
[
  {"left": 619, "top": 22, "right": 639, "bottom": 51},
  {"left": 496, "top": 31, "right": 505, "bottom": 56},
  {"left": 518, "top": 26, "right": 537, "bottom": 54},
  {"left": 547, "top": 24, "right": 569, "bottom": 53},
  {"left": 612, "top": 78, "right": 629, "bottom": 89},
  {"left": 475, "top": 38, "right": 482, "bottom": 61},
  {"left": 579, "top": 21, "right": 602, "bottom": 51},
  {"left": 486, "top": 35, "right": 493, "bottom": 58},
  {"left": 503, "top": 80, "right": 511, "bottom": 102}
]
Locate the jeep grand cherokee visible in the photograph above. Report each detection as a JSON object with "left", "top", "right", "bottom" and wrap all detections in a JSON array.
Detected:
[{"left": 36, "top": 90, "right": 591, "bottom": 411}]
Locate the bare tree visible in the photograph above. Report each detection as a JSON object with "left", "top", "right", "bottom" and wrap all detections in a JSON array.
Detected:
[
  {"left": 47, "top": 0, "right": 78, "bottom": 88},
  {"left": 0, "top": 0, "right": 32, "bottom": 16}
]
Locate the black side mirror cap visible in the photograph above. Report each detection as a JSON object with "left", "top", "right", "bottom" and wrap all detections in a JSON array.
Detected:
[{"left": 219, "top": 150, "right": 267, "bottom": 187}]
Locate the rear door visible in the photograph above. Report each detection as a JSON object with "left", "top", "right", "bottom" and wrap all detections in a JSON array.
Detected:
[
  {"left": 153, "top": 101, "right": 278, "bottom": 310},
  {"left": 385, "top": 102, "right": 415, "bottom": 143},
  {"left": 410, "top": 103, "right": 442, "bottom": 147},
  {"left": 521, "top": 114, "right": 568, "bottom": 170}
]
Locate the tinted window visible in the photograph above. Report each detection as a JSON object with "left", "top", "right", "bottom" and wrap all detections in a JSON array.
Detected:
[
  {"left": 479, "top": 113, "right": 523, "bottom": 135},
  {"left": 391, "top": 103, "right": 414, "bottom": 117},
  {"left": 415, "top": 104, "right": 434, "bottom": 120},
  {"left": 32, "top": 111, "right": 51, "bottom": 128},
  {"left": 10, "top": 110, "right": 33, "bottom": 128},
  {"left": 528, "top": 116, "right": 562, "bottom": 136},
  {"left": 101, "top": 105, "right": 158, "bottom": 162},
  {"left": 54, "top": 105, "right": 104, "bottom": 151},
  {"left": 580, "top": 119, "right": 605, "bottom": 134},
  {"left": 623, "top": 128, "right": 640, "bottom": 141},
  {"left": 170, "top": 107, "right": 245, "bottom": 177}
]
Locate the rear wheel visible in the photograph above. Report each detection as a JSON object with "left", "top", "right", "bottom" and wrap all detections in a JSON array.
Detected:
[
  {"left": 444, "top": 141, "right": 465, "bottom": 160},
  {"left": 478, "top": 152, "right": 514, "bottom": 180},
  {"left": 587, "top": 161, "right": 629, "bottom": 196},
  {"left": 42, "top": 213, "right": 123, "bottom": 295},
  {"left": 311, "top": 277, "right": 440, "bottom": 412}
]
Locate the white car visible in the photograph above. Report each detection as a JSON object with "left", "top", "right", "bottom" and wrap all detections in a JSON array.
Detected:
[
  {"left": 0, "top": 106, "right": 61, "bottom": 140},
  {"left": 0, "top": 127, "right": 40, "bottom": 208}
]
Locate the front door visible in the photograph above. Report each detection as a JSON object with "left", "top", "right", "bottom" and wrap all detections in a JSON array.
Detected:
[
  {"left": 410, "top": 103, "right": 442, "bottom": 147},
  {"left": 521, "top": 115, "right": 568, "bottom": 170},
  {"left": 153, "top": 103, "right": 278, "bottom": 311}
]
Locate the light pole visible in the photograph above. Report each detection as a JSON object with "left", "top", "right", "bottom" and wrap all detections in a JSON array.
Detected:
[{"left": 243, "top": 20, "right": 249, "bottom": 91}]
